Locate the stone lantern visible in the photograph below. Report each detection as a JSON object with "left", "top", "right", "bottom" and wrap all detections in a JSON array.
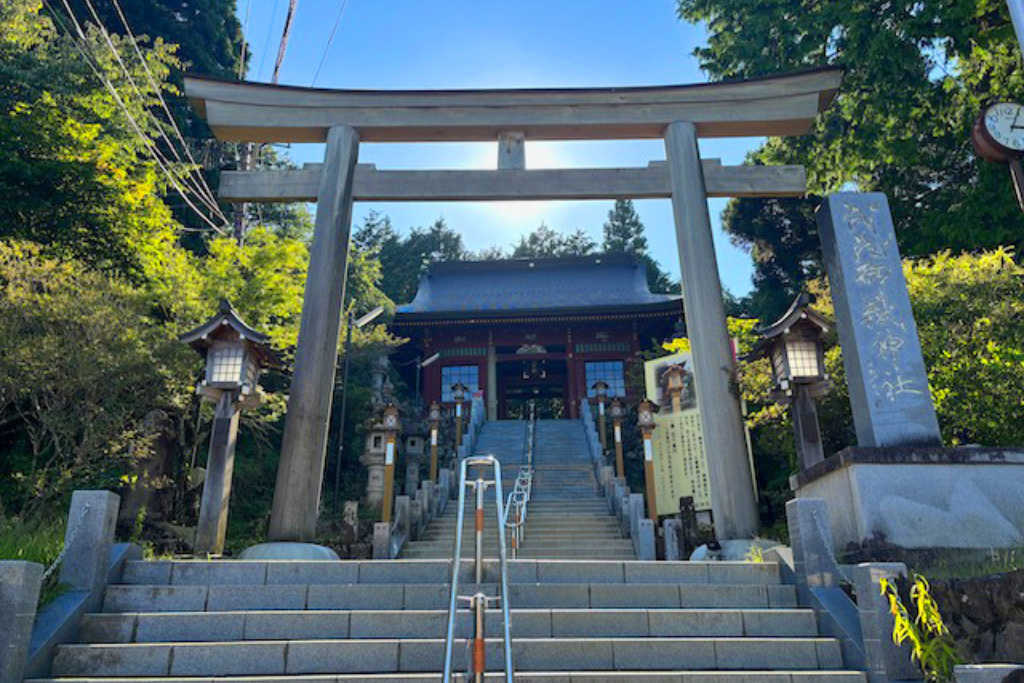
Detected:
[
  {"left": 179, "top": 299, "right": 280, "bottom": 555},
  {"left": 637, "top": 398, "right": 658, "bottom": 520},
  {"left": 748, "top": 293, "right": 833, "bottom": 471},
  {"left": 609, "top": 398, "right": 626, "bottom": 478},
  {"left": 592, "top": 379, "right": 610, "bottom": 452}
]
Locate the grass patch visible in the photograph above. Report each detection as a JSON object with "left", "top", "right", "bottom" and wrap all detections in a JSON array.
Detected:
[{"left": 0, "top": 516, "right": 68, "bottom": 605}]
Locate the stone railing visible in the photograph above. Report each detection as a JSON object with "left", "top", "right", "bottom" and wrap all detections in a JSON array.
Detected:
[
  {"left": 582, "top": 399, "right": 655, "bottom": 561},
  {"left": 373, "top": 472, "right": 451, "bottom": 560},
  {"left": 1, "top": 491, "right": 141, "bottom": 683},
  {"left": 781, "top": 496, "right": 975, "bottom": 682}
]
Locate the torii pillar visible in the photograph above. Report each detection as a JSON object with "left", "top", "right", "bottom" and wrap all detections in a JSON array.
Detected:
[
  {"left": 268, "top": 125, "right": 359, "bottom": 542},
  {"left": 665, "top": 121, "right": 760, "bottom": 539}
]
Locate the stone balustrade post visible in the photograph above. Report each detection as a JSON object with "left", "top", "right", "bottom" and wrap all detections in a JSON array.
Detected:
[
  {"left": 663, "top": 519, "right": 683, "bottom": 561},
  {"left": 0, "top": 561, "right": 43, "bottom": 683},
  {"left": 372, "top": 522, "right": 390, "bottom": 559},
  {"left": 786, "top": 497, "right": 840, "bottom": 605},
  {"left": 410, "top": 499, "right": 423, "bottom": 541},
  {"left": 394, "top": 496, "right": 411, "bottom": 544},
  {"left": 60, "top": 490, "right": 120, "bottom": 612},
  {"left": 854, "top": 562, "right": 921, "bottom": 682}
]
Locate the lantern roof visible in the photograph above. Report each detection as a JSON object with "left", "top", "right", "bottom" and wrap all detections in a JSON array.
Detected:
[
  {"left": 179, "top": 299, "right": 281, "bottom": 367},
  {"left": 746, "top": 293, "right": 831, "bottom": 361}
]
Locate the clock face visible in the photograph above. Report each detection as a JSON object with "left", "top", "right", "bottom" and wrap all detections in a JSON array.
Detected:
[{"left": 984, "top": 102, "right": 1024, "bottom": 152}]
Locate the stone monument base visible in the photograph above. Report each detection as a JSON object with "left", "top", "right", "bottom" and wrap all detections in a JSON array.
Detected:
[
  {"left": 239, "top": 542, "right": 340, "bottom": 560},
  {"left": 792, "top": 446, "right": 1024, "bottom": 550}
]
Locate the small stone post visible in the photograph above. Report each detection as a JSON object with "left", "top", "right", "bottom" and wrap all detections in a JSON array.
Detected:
[
  {"left": 854, "top": 563, "right": 921, "bottom": 682},
  {"left": 61, "top": 490, "right": 120, "bottom": 611},
  {"left": 0, "top": 561, "right": 43, "bottom": 683}
]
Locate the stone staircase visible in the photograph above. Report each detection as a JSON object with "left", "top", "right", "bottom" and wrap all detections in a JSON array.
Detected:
[
  {"left": 33, "top": 558, "right": 865, "bottom": 682},
  {"left": 401, "top": 419, "right": 634, "bottom": 560}
]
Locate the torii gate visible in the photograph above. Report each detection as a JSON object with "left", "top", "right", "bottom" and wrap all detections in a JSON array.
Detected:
[{"left": 185, "top": 67, "right": 844, "bottom": 544}]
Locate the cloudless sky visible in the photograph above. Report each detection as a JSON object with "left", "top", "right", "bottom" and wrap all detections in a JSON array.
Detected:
[{"left": 234, "top": 0, "right": 763, "bottom": 295}]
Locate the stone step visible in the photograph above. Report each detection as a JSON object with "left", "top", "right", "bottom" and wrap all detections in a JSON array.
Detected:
[
  {"left": 51, "top": 636, "right": 843, "bottom": 676},
  {"left": 103, "top": 582, "right": 795, "bottom": 613},
  {"left": 79, "top": 608, "right": 819, "bottom": 643},
  {"left": 32, "top": 673, "right": 868, "bottom": 683},
  {"left": 119, "top": 561, "right": 781, "bottom": 588}
]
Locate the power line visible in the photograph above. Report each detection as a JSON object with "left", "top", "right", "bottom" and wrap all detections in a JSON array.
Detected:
[
  {"left": 311, "top": 0, "right": 352, "bottom": 87},
  {"left": 86, "top": 0, "right": 226, "bottom": 216},
  {"left": 47, "top": 0, "right": 228, "bottom": 233},
  {"left": 106, "top": 0, "right": 224, "bottom": 211}
]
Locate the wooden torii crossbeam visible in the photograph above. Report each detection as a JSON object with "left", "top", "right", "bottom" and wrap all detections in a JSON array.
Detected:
[{"left": 184, "top": 67, "right": 843, "bottom": 547}]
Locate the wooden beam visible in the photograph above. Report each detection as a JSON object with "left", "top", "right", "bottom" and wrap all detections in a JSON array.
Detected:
[
  {"left": 218, "top": 161, "right": 807, "bottom": 202},
  {"left": 185, "top": 69, "right": 842, "bottom": 143}
]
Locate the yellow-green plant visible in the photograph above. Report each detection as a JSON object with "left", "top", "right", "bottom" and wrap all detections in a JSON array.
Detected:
[
  {"left": 744, "top": 545, "right": 765, "bottom": 563},
  {"left": 879, "top": 574, "right": 961, "bottom": 682}
]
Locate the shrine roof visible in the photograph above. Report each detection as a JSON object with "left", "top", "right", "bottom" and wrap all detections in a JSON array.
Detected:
[{"left": 394, "top": 254, "right": 681, "bottom": 322}]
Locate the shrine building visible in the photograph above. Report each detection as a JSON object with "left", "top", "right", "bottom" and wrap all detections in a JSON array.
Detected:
[{"left": 390, "top": 254, "right": 681, "bottom": 420}]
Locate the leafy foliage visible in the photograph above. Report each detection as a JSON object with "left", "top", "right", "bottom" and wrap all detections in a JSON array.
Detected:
[
  {"left": 0, "top": 0, "right": 186, "bottom": 278},
  {"left": 677, "top": 0, "right": 1024, "bottom": 319},
  {"left": 511, "top": 223, "right": 596, "bottom": 258},
  {"left": 880, "top": 574, "right": 962, "bottom": 681}
]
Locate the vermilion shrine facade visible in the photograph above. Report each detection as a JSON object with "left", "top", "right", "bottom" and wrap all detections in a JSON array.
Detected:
[{"left": 390, "top": 255, "right": 679, "bottom": 420}]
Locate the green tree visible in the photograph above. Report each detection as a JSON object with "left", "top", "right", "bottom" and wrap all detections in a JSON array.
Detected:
[
  {"left": 354, "top": 213, "right": 469, "bottom": 304},
  {"left": 677, "top": 0, "right": 1024, "bottom": 317},
  {"left": 0, "top": 0, "right": 187, "bottom": 278},
  {"left": 511, "top": 223, "right": 596, "bottom": 258},
  {"left": 601, "top": 199, "right": 679, "bottom": 294}
]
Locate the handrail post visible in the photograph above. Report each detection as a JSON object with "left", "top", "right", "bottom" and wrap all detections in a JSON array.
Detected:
[
  {"left": 474, "top": 477, "right": 485, "bottom": 585},
  {"left": 443, "top": 455, "right": 514, "bottom": 683}
]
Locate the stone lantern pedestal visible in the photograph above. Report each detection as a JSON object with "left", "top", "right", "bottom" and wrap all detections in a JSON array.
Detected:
[{"left": 361, "top": 425, "right": 388, "bottom": 509}]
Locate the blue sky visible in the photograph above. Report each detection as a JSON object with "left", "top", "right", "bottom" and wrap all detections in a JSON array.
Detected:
[{"left": 235, "top": 0, "right": 763, "bottom": 295}]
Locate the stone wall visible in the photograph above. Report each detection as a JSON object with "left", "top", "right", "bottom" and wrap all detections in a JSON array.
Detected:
[{"left": 927, "top": 569, "right": 1024, "bottom": 663}]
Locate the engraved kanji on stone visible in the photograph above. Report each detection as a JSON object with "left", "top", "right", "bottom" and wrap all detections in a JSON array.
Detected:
[
  {"left": 855, "top": 261, "right": 891, "bottom": 285},
  {"left": 879, "top": 376, "right": 922, "bottom": 402}
]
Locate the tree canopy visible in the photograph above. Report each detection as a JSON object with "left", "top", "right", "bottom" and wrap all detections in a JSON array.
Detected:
[{"left": 677, "top": 0, "right": 1024, "bottom": 318}]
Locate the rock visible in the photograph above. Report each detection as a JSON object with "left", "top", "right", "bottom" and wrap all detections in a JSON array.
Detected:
[{"left": 995, "top": 622, "right": 1024, "bottom": 662}]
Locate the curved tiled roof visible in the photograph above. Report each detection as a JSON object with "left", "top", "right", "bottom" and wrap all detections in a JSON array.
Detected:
[{"left": 395, "top": 254, "right": 680, "bottom": 321}]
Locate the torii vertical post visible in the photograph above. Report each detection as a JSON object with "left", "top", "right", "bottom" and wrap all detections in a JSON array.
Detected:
[
  {"left": 664, "top": 120, "right": 760, "bottom": 539},
  {"left": 269, "top": 125, "right": 360, "bottom": 542}
]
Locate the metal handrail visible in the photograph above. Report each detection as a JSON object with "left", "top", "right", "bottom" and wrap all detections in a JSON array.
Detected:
[
  {"left": 442, "top": 455, "right": 514, "bottom": 683},
  {"left": 504, "top": 401, "right": 535, "bottom": 559}
]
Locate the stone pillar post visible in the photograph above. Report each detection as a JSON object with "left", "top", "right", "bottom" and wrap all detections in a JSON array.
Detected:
[
  {"left": 270, "top": 125, "right": 360, "bottom": 542},
  {"left": 664, "top": 120, "right": 759, "bottom": 539},
  {"left": 61, "top": 490, "right": 120, "bottom": 610},
  {"left": 0, "top": 562, "right": 42, "bottom": 683}
]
